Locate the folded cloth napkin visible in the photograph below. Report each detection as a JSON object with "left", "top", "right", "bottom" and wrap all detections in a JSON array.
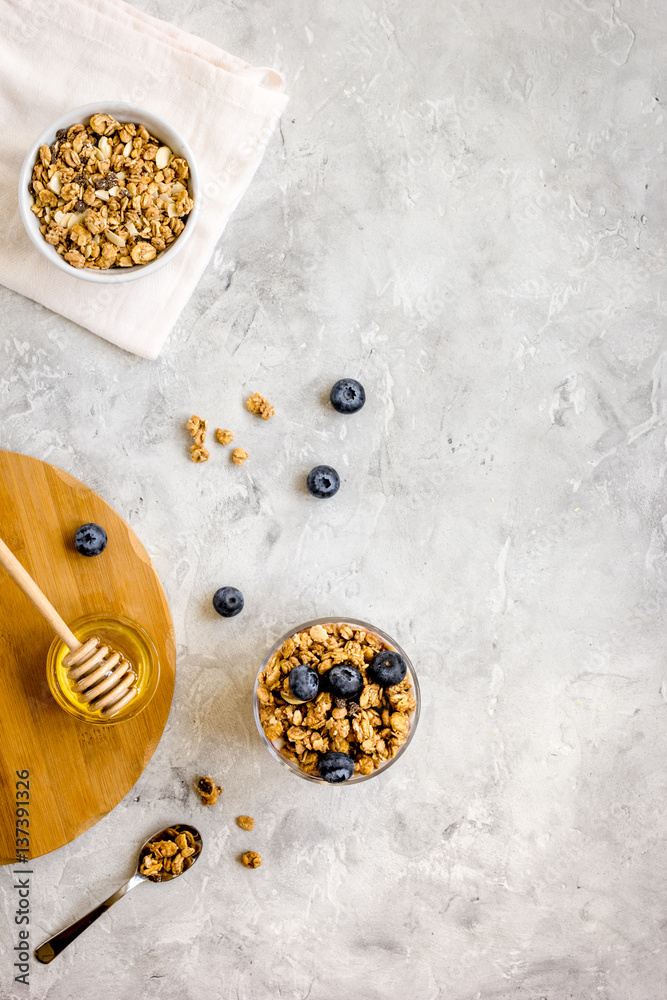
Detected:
[{"left": 0, "top": 0, "right": 288, "bottom": 358}]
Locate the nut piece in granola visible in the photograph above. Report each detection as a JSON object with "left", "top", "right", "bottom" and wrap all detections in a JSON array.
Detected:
[
  {"left": 241, "top": 851, "right": 262, "bottom": 869},
  {"left": 246, "top": 393, "right": 275, "bottom": 420},
  {"left": 196, "top": 776, "right": 222, "bottom": 805},
  {"left": 237, "top": 815, "right": 255, "bottom": 831},
  {"left": 232, "top": 448, "right": 248, "bottom": 466},
  {"left": 215, "top": 428, "right": 234, "bottom": 446}
]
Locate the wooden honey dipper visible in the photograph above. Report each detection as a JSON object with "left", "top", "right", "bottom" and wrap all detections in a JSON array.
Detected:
[{"left": 0, "top": 536, "right": 138, "bottom": 719}]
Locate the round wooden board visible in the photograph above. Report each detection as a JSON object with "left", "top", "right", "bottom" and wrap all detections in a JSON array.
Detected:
[{"left": 0, "top": 451, "right": 175, "bottom": 864}]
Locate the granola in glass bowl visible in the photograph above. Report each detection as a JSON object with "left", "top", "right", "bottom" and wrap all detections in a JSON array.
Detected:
[{"left": 254, "top": 618, "right": 419, "bottom": 784}]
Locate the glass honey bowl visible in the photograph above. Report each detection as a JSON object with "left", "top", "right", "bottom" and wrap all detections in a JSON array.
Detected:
[{"left": 46, "top": 613, "right": 160, "bottom": 725}]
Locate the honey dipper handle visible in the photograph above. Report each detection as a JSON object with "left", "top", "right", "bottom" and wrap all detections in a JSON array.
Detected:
[{"left": 0, "top": 536, "right": 80, "bottom": 651}]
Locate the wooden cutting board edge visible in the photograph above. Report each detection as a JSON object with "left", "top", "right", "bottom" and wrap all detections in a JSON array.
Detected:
[{"left": 0, "top": 450, "right": 176, "bottom": 865}]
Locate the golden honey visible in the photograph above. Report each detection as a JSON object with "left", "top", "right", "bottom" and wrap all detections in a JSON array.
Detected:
[{"left": 47, "top": 613, "right": 159, "bottom": 725}]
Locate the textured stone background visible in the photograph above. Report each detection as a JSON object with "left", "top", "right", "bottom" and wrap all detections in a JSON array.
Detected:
[{"left": 1, "top": 0, "right": 667, "bottom": 998}]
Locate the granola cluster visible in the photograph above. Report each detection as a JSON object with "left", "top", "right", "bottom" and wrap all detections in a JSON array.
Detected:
[
  {"left": 187, "top": 414, "right": 209, "bottom": 463},
  {"left": 196, "top": 776, "right": 222, "bottom": 805},
  {"left": 28, "top": 114, "right": 193, "bottom": 270},
  {"left": 257, "top": 623, "right": 416, "bottom": 777},
  {"left": 241, "top": 851, "right": 262, "bottom": 868},
  {"left": 237, "top": 815, "right": 254, "bottom": 830},
  {"left": 246, "top": 393, "right": 275, "bottom": 420},
  {"left": 139, "top": 827, "right": 198, "bottom": 881}
]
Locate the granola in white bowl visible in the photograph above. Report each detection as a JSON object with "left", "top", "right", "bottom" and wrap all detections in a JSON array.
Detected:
[{"left": 18, "top": 102, "right": 200, "bottom": 283}]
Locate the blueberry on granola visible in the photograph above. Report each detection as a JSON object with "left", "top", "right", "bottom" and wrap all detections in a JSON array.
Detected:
[
  {"left": 307, "top": 465, "right": 340, "bottom": 498},
  {"left": 325, "top": 664, "right": 363, "bottom": 699},
  {"left": 288, "top": 664, "right": 320, "bottom": 702},
  {"left": 318, "top": 752, "right": 355, "bottom": 783},
  {"left": 330, "top": 378, "right": 365, "bottom": 414},
  {"left": 74, "top": 523, "right": 107, "bottom": 557},
  {"left": 369, "top": 650, "right": 407, "bottom": 687},
  {"left": 212, "top": 586, "right": 244, "bottom": 618}
]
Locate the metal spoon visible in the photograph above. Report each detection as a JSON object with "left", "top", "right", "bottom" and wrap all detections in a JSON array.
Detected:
[{"left": 35, "top": 823, "right": 202, "bottom": 964}]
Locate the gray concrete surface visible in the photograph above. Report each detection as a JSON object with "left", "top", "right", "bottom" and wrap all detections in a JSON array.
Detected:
[{"left": 1, "top": 0, "right": 666, "bottom": 997}]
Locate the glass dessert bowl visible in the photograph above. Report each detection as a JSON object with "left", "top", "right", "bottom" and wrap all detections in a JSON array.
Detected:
[
  {"left": 254, "top": 617, "right": 419, "bottom": 784},
  {"left": 46, "top": 613, "right": 160, "bottom": 725}
]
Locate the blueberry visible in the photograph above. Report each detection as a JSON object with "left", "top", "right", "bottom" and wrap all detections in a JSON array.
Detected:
[
  {"left": 368, "top": 649, "right": 407, "bottom": 687},
  {"left": 212, "top": 586, "right": 244, "bottom": 617},
  {"left": 288, "top": 664, "right": 319, "bottom": 702},
  {"left": 318, "top": 751, "right": 355, "bottom": 783},
  {"left": 325, "top": 664, "right": 363, "bottom": 699},
  {"left": 330, "top": 378, "right": 365, "bottom": 414},
  {"left": 307, "top": 465, "right": 340, "bottom": 498},
  {"left": 74, "top": 523, "right": 107, "bottom": 557}
]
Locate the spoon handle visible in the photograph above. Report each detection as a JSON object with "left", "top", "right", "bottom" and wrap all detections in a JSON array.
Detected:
[{"left": 34, "top": 873, "right": 146, "bottom": 963}]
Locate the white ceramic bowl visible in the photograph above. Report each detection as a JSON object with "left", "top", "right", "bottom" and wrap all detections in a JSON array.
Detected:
[{"left": 18, "top": 102, "right": 200, "bottom": 283}]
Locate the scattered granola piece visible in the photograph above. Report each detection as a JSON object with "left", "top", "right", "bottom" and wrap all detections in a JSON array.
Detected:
[
  {"left": 196, "top": 776, "right": 222, "bottom": 805},
  {"left": 232, "top": 448, "right": 248, "bottom": 466},
  {"left": 187, "top": 415, "right": 209, "bottom": 462},
  {"left": 241, "top": 851, "right": 262, "bottom": 869},
  {"left": 190, "top": 444, "right": 210, "bottom": 463},
  {"left": 215, "top": 428, "right": 234, "bottom": 446},
  {"left": 246, "top": 393, "right": 275, "bottom": 421},
  {"left": 186, "top": 414, "right": 207, "bottom": 446},
  {"left": 237, "top": 815, "right": 255, "bottom": 831}
]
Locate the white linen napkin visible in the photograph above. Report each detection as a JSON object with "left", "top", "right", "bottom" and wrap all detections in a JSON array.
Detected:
[{"left": 0, "top": 0, "right": 288, "bottom": 359}]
